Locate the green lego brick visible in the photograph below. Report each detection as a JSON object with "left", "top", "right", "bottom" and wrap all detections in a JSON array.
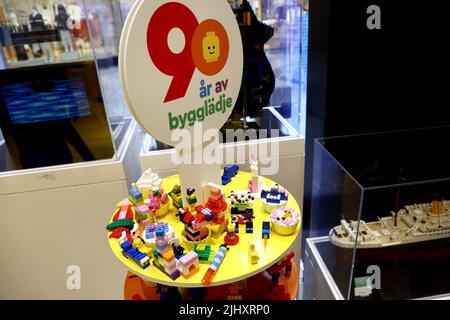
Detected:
[{"left": 106, "top": 218, "right": 134, "bottom": 231}]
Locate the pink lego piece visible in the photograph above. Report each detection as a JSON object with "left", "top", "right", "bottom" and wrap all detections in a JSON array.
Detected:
[{"left": 178, "top": 252, "right": 199, "bottom": 278}]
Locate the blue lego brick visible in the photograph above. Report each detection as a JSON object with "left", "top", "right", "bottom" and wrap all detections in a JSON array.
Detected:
[
  {"left": 222, "top": 165, "right": 239, "bottom": 185},
  {"left": 262, "top": 222, "right": 271, "bottom": 239},
  {"left": 121, "top": 240, "right": 150, "bottom": 269},
  {"left": 224, "top": 165, "right": 239, "bottom": 178},
  {"left": 155, "top": 226, "right": 165, "bottom": 237},
  {"left": 221, "top": 175, "right": 231, "bottom": 185},
  {"left": 121, "top": 241, "right": 132, "bottom": 251},
  {"left": 246, "top": 222, "right": 253, "bottom": 233},
  {"left": 129, "top": 188, "right": 143, "bottom": 199}
]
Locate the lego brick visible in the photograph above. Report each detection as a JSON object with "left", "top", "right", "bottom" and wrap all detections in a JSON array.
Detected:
[
  {"left": 153, "top": 261, "right": 180, "bottom": 280},
  {"left": 162, "top": 251, "right": 175, "bottom": 262}
]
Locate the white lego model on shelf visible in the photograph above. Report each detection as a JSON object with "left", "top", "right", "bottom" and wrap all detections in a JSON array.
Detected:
[{"left": 330, "top": 200, "right": 450, "bottom": 249}]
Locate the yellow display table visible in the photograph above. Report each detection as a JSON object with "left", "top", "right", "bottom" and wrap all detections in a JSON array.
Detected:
[{"left": 108, "top": 171, "right": 301, "bottom": 287}]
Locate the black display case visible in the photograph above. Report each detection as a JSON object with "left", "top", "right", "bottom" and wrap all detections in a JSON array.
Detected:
[{"left": 309, "top": 126, "right": 450, "bottom": 300}]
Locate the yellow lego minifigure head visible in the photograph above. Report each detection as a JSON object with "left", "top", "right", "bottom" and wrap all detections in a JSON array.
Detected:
[
  {"left": 227, "top": 223, "right": 235, "bottom": 233},
  {"left": 202, "top": 32, "right": 220, "bottom": 63}
]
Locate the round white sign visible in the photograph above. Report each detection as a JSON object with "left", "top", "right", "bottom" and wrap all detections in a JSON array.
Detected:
[{"left": 120, "top": 0, "right": 243, "bottom": 146}]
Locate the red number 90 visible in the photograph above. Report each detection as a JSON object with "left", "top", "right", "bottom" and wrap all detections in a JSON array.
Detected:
[
  {"left": 147, "top": 2, "right": 198, "bottom": 103},
  {"left": 147, "top": 2, "right": 230, "bottom": 104}
]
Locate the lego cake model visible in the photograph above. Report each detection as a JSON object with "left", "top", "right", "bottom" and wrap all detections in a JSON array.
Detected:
[
  {"left": 260, "top": 184, "right": 288, "bottom": 213},
  {"left": 136, "top": 168, "right": 162, "bottom": 198},
  {"left": 227, "top": 190, "right": 255, "bottom": 216},
  {"left": 270, "top": 207, "right": 300, "bottom": 236},
  {"left": 142, "top": 222, "right": 177, "bottom": 248}
]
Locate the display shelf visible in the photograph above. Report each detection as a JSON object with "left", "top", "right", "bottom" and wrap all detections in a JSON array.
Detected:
[
  {"left": 108, "top": 171, "right": 301, "bottom": 287},
  {"left": 123, "top": 262, "right": 299, "bottom": 300},
  {"left": 4, "top": 54, "right": 115, "bottom": 70}
]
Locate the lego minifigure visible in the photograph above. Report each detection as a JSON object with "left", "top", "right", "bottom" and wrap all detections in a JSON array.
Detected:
[
  {"left": 186, "top": 188, "right": 198, "bottom": 211},
  {"left": 224, "top": 222, "right": 239, "bottom": 245},
  {"left": 262, "top": 221, "right": 271, "bottom": 247},
  {"left": 246, "top": 221, "right": 253, "bottom": 233},
  {"left": 168, "top": 184, "right": 183, "bottom": 210}
]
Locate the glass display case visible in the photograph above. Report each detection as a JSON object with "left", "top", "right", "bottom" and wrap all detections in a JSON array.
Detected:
[
  {"left": 0, "top": 0, "right": 132, "bottom": 172},
  {"left": 309, "top": 126, "right": 450, "bottom": 300},
  {"left": 0, "top": 0, "right": 307, "bottom": 170},
  {"left": 0, "top": 0, "right": 120, "bottom": 67}
]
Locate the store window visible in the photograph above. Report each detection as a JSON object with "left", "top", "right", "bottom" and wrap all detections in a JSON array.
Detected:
[
  {"left": 0, "top": 0, "right": 308, "bottom": 170},
  {"left": 0, "top": 0, "right": 126, "bottom": 172}
]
